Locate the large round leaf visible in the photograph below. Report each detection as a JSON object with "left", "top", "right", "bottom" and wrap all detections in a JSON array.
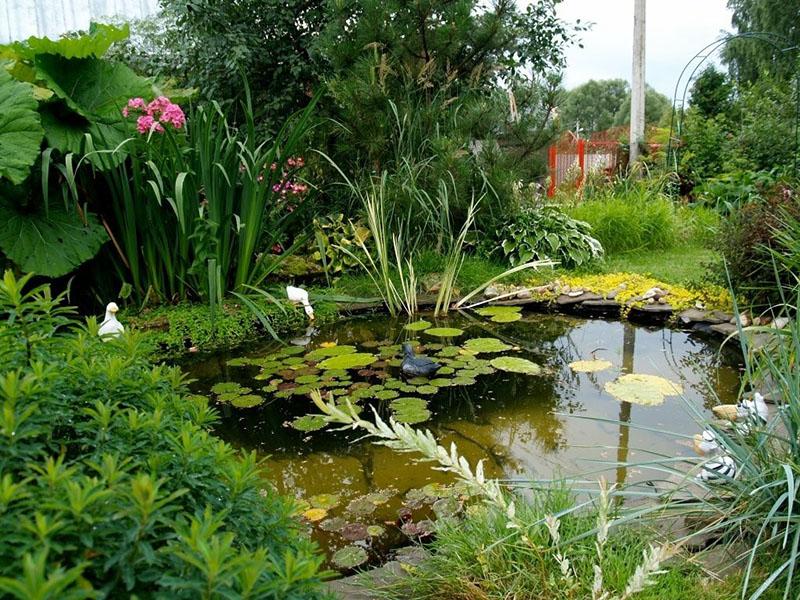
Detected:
[
  {"left": 0, "top": 69, "right": 43, "bottom": 185},
  {"left": 0, "top": 200, "right": 107, "bottom": 277}
]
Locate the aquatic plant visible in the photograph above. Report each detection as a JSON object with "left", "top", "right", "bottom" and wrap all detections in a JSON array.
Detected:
[
  {"left": 309, "top": 391, "right": 675, "bottom": 597},
  {"left": 424, "top": 327, "right": 465, "bottom": 338},
  {"left": 489, "top": 356, "right": 542, "bottom": 375},
  {"left": 476, "top": 305, "right": 523, "bottom": 323},
  {"left": 463, "top": 337, "right": 514, "bottom": 353},
  {"left": 332, "top": 546, "right": 369, "bottom": 570},
  {"left": 603, "top": 374, "right": 683, "bottom": 406},
  {"left": 569, "top": 359, "right": 614, "bottom": 373}
]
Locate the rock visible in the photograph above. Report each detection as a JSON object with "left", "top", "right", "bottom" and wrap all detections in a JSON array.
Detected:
[
  {"left": 773, "top": 317, "right": 790, "bottom": 329},
  {"left": 658, "top": 297, "right": 668, "bottom": 304},
  {"left": 484, "top": 285, "right": 500, "bottom": 298},
  {"left": 641, "top": 287, "right": 666, "bottom": 301},
  {"left": 556, "top": 292, "right": 602, "bottom": 306},
  {"left": 708, "top": 310, "right": 733, "bottom": 324},
  {"left": 516, "top": 289, "right": 532, "bottom": 299},
  {"left": 710, "top": 323, "right": 738, "bottom": 337},
  {"left": 730, "top": 312, "right": 750, "bottom": 327},
  {"left": 567, "top": 290, "right": 585, "bottom": 297},
  {"left": 678, "top": 308, "right": 710, "bottom": 324}
]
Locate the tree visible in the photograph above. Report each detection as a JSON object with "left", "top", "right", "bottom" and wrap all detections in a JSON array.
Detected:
[
  {"left": 313, "top": 0, "right": 582, "bottom": 199},
  {"left": 613, "top": 85, "right": 672, "bottom": 128},
  {"left": 558, "top": 79, "right": 629, "bottom": 133},
  {"left": 689, "top": 66, "right": 734, "bottom": 118},
  {"left": 723, "top": 0, "right": 800, "bottom": 83},
  {"left": 112, "top": 0, "right": 329, "bottom": 133}
]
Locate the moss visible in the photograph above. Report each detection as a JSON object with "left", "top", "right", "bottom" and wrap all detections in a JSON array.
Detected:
[{"left": 124, "top": 298, "right": 338, "bottom": 360}]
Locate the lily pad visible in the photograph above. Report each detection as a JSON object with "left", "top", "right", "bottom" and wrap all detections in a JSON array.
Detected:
[
  {"left": 430, "top": 378, "right": 453, "bottom": 387},
  {"left": 302, "top": 508, "right": 328, "bottom": 522},
  {"left": 416, "top": 385, "right": 437, "bottom": 395},
  {"left": 390, "top": 397, "right": 428, "bottom": 411},
  {"left": 211, "top": 382, "right": 245, "bottom": 395},
  {"left": 226, "top": 357, "right": 256, "bottom": 367},
  {"left": 332, "top": 545, "right": 368, "bottom": 570},
  {"left": 393, "top": 408, "right": 432, "bottom": 424},
  {"left": 367, "top": 525, "right": 386, "bottom": 537},
  {"left": 432, "top": 496, "right": 461, "bottom": 519},
  {"left": 310, "top": 493, "right": 340, "bottom": 509},
  {"left": 305, "top": 345, "right": 357, "bottom": 361},
  {"left": 347, "top": 497, "right": 377, "bottom": 516},
  {"left": 424, "top": 327, "right": 465, "bottom": 338},
  {"left": 318, "top": 353, "right": 377, "bottom": 370},
  {"left": 365, "top": 489, "right": 395, "bottom": 505},
  {"left": 340, "top": 522, "right": 369, "bottom": 541},
  {"left": 231, "top": 394, "right": 264, "bottom": 408},
  {"left": 436, "top": 346, "right": 462, "bottom": 358},
  {"left": 604, "top": 374, "right": 683, "bottom": 406},
  {"left": 295, "top": 374, "right": 321, "bottom": 384},
  {"left": 319, "top": 517, "right": 347, "bottom": 532},
  {"left": 375, "top": 389, "right": 400, "bottom": 400},
  {"left": 569, "top": 359, "right": 614, "bottom": 373},
  {"left": 279, "top": 346, "right": 307, "bottom": 356},
  {"left": 290, "top": 414, "right": 327, "bottom": 432},
  {"left": 476, "top": 305, "right": 523, "bottom": 323},
  {"left": 404, "top": 320, "right": 432, "bottom": 331},
  {"left": 490, "top": 356, "right": 542, "bottom": 375},
  {"left": 463, "top": 337, "right": 513, "bottom": 353}
]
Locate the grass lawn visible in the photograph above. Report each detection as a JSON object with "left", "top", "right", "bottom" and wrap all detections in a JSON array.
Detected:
[{"left": 595, "top": 243, "right": 719, "bottom": 285}]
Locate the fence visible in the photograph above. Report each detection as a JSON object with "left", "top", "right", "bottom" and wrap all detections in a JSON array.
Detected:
[{"left": 547, "top": 136, "right": 624, "bottom": 197}]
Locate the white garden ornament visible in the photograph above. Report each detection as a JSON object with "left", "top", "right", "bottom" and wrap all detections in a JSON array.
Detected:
[{"left": 98, "top": 302, "right": 124, "bottom": 340}]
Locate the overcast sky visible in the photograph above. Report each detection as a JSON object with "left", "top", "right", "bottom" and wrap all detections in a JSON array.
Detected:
[{"left": 555, "top": 0, "right": 733, "bottom": 99}]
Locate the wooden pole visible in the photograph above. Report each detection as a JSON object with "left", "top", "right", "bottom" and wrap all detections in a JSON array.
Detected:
[{"left": 629, "top": 0, "right": 646, "bottom": 164}]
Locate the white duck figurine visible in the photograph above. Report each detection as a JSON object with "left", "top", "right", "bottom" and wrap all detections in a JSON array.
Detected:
[
  {"left": 693, "top": 429, "right": 720, "bottom": 455},
  {"left": 286, "top": 285, "right": 314, "bottom": 320},
  {"left": 712, "top": 392, "right": 768, "bottom": 425},
  {"left": 98, "top": 302, "right": 124, "bottom": 340},
  {"left": 696, "top": 455, "right": 737, "bottom": 482}
]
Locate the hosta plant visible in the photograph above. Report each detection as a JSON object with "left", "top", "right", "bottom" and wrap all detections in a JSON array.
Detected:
[{"left": 493, "top": 205, "right": 603, "bottom": 268}]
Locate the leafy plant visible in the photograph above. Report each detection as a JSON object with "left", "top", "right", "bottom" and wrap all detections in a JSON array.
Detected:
[
  {"left": 0, "top": 24, "right": 161, "bottom": 278},
  {"left": 64, "top": 88, "right": 318, "bottom": 304},
  {"left": 0, "top": 270, "right": 328, "bottom": 598},
  {"left": 493, "top": 205, "right": 603, "bottom": 268}
]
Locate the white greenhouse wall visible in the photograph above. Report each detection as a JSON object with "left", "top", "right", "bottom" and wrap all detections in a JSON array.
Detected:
[{"left": 1, "top": 0, "right": 159, "bottom": 43}]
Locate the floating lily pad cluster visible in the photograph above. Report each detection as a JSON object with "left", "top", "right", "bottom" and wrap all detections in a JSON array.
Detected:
[
  {"left": 300, "top": 482, "right": 469, "bottom": 571},
  {"left": 604, "top": 373, "right": 683, "bottom": 406},
  {"left": 218, "top": 327, "right": 543, "bottom": 430},
  {"left": 209, "top": 381, "right": 264, "bottom": 408}
]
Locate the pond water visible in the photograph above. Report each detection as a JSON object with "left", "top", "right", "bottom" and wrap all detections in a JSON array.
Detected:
[{"left": 185, "top": 311, "right": 742, "bottom": 571}]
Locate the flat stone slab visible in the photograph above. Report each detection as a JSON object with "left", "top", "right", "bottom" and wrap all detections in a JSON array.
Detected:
[
  {"left": 710, "top": 323, "right": 738, "bottom": 337},
  {"left": 555, "top": 292, "right": 603, "bottom": 306}
]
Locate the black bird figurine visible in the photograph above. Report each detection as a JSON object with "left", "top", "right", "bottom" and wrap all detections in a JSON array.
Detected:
[{"left": 401, "top": 342, "right": 441, "bottom": 377}]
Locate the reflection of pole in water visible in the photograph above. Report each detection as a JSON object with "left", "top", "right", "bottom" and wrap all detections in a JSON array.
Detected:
[{"left": 616, "top": 323, "right": 635, "bottom": 493}]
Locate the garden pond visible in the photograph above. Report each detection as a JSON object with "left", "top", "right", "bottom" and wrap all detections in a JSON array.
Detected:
[{"left": 185, "top": 309, "right": 742, "bottom": 572}]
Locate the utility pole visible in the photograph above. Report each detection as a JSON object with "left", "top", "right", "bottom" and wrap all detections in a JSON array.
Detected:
[{"left": 629, "top": 0, "right": 646, "bottom": 164}]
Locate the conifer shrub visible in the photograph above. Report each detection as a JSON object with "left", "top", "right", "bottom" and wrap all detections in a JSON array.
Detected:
[{"left": 0, "top": 271, "right": 328, "bottom": 599}]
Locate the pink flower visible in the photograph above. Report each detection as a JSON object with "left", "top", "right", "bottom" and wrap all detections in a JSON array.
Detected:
[
  {"left": 146, "top": 96, "right": 171, "bottom": 116},
  {"left": 128, "top": 97, "right": 146, "bottom": 110},
  {"left": 159, "top": 103, "right": 186, "bottom": 129},
  {"left": 136, "top": 115, "right": 164, "bottom": 134}
]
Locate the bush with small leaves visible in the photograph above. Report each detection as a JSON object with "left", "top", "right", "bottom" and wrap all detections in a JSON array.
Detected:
[{"left": 0, "top": 271, "right": 328, "bottom": 599}]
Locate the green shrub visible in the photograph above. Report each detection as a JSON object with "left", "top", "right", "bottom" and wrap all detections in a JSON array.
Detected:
[
  {"left": 566, "top": 193, "right": 677, "bottom": 254},
  {"left": 491, "top": 205, "right": 603, "bottom": 268},
  {"left": 0, "top": 271, "right": 328, "bottom": 598},
  {"left": 718, "top": 184, "right": 800, "bottom": 306}
]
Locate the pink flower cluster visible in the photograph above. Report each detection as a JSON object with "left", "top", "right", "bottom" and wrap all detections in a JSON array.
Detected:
[
  {"left": 122, "top": 96, "right": 186, "bottom": 135},
  {"left": 271, "top": 156, "right": 308, "bottom": 198}
]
